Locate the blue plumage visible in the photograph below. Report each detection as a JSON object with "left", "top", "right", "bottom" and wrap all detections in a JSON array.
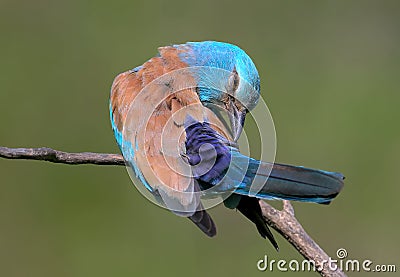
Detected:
[
  {"left": 110, "top": 41, "right": 344, "bottom": 249},
  {"left": 177, "top": 41, "right": 261, "bottom": 110},
  {"left": 109, "top": 102, "right": 153, "bottom": 192},
  {"left": 184, "top": 117, "right": 344, "bottom": 204}
]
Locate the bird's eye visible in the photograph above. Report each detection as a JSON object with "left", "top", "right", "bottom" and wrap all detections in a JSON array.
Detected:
[{"left": 227, "top": 68, "right": 240, "bottom": 94}]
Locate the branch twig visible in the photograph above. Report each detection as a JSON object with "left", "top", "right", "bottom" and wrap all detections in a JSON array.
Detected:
[
  {"left": 0, "top": 146, "right": 124, "bottom": 165},
  {"left": 0, "top": 146, "right": 346, "bottom": 277},
  {"left": 260, "top": 201, "right": 346, "bottom": 276}
]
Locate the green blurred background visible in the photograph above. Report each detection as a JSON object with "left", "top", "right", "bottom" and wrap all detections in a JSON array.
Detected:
[{"left": 1, "top": 0, "right": 399, "bottom": 276}]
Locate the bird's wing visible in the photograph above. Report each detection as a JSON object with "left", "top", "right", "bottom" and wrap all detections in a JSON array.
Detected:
[{"left": 110, "top": 46, "right": 229, "bottom": 216}]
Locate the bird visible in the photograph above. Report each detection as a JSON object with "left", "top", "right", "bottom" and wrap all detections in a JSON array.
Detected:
[{"left": 109, "top": 41, "right": 344, "bottom": 250}]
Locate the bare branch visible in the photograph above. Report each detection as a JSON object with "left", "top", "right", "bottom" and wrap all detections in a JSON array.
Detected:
[
  {"left": 0, "top": 146, "right": 125, "bottom": 165},
  {"left": 1, "top": 146, "right": 346, "bottom": 277},
  {"left": 260, "top": 200, "right": 346, "bottom": 276}
]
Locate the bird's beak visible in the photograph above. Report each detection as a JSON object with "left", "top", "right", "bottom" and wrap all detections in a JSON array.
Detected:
[{"left": 228, "top": 99, "right": 247, "bottom": 142}]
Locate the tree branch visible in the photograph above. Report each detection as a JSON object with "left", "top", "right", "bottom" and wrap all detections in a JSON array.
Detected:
[
  {"left": 260, "top": 201, "right": 346, "bottom": 276},
  {"left": 0, "top": 146, "right": 346, "bottom": 277},
  {"left": 0, "top": 146, "right": 124, "bottom": 165}
]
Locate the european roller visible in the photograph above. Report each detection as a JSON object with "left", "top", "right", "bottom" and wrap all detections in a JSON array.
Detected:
[{"left": 109, "top": 41, "right": 344, "bottom": 250}]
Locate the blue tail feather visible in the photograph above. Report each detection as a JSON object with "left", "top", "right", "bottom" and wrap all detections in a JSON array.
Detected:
[
  {"left": 184, "top": 119, "right": 344, "bottom": 204},
  {"left": 232, "top": 152, "right": 344, "bottom": 204}
]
